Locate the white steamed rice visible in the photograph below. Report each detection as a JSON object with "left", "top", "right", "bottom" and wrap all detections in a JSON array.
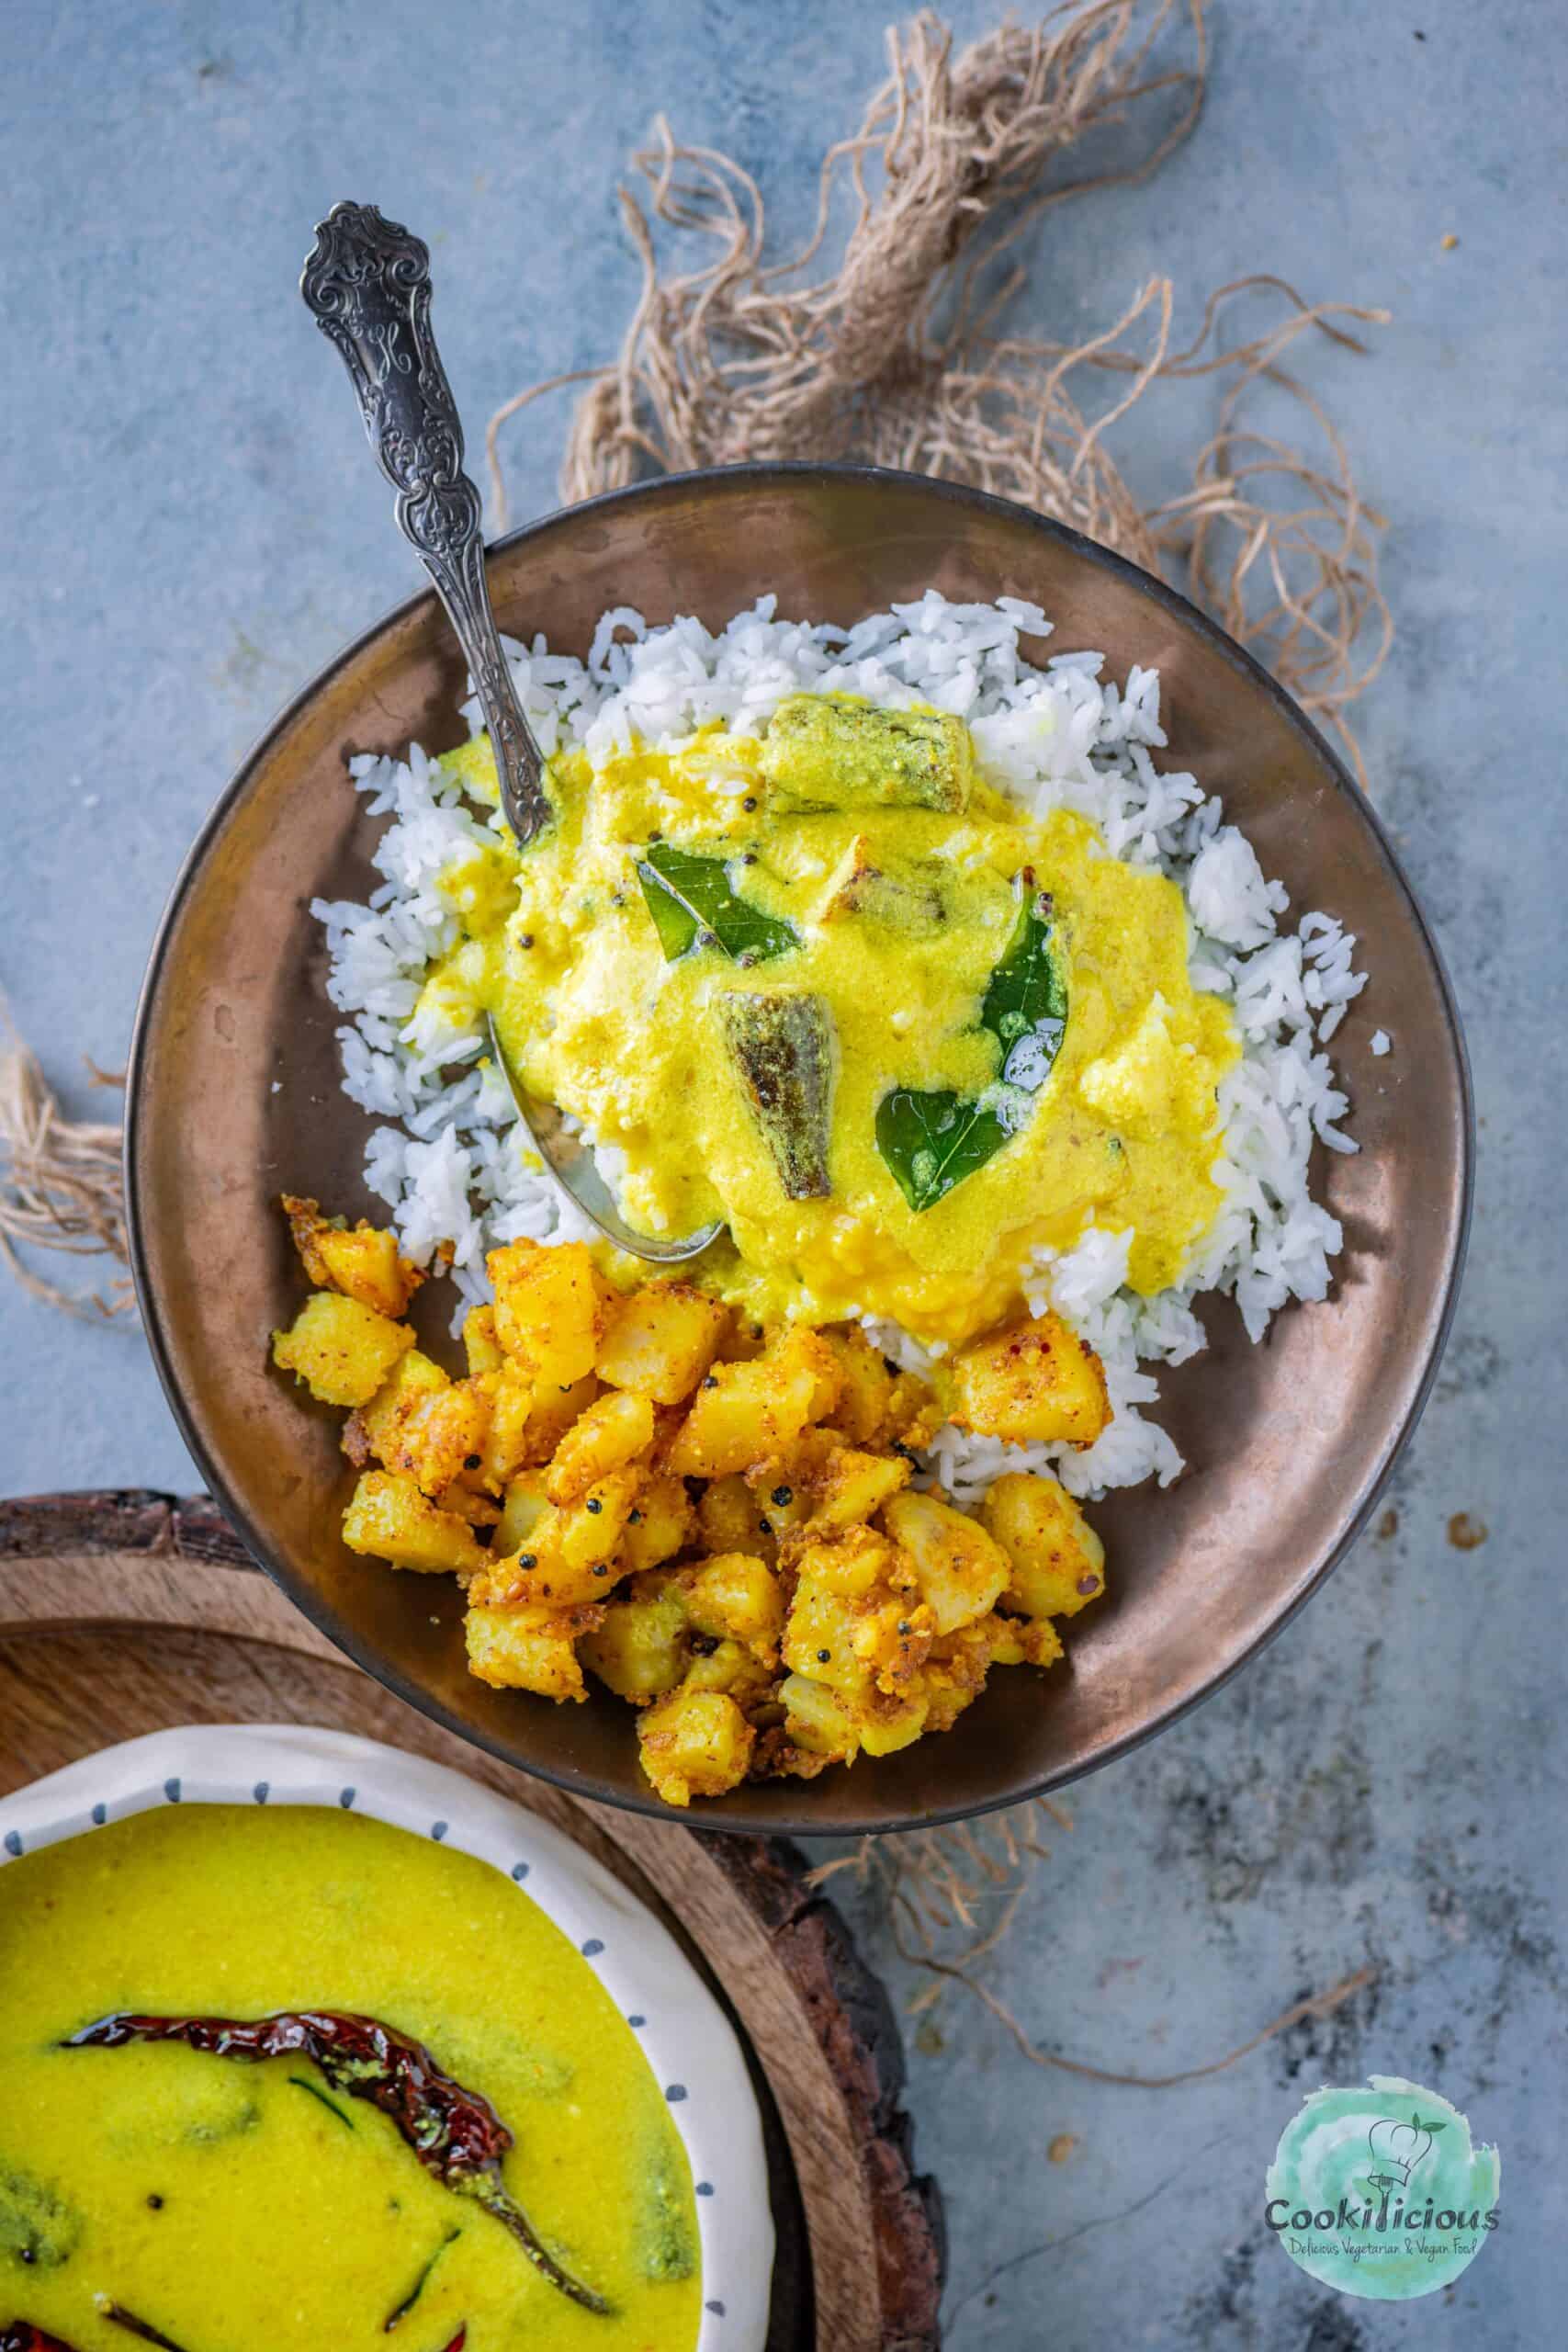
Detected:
[{"left": 311, "top": 591, "right": 1369, "bottom": 1504}]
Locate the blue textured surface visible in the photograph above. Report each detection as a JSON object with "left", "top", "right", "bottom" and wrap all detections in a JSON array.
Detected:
[{"left": 2, "top": 4, "right": 1562, "bottom": 2344}]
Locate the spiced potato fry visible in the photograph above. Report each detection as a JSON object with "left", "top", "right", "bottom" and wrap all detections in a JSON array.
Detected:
[{"left": 276, "top": 1199, "right": 1109, "bottom": 1807}]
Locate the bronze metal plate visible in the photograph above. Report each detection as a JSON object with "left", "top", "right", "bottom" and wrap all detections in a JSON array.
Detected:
[{"left": 125, "top": 466, "right": 1472, "bottom": 1836}]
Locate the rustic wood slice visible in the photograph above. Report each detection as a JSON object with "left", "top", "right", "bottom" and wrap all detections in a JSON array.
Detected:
[{"left": 0, "top": 1490, "right": 944, "bottom": 2352}]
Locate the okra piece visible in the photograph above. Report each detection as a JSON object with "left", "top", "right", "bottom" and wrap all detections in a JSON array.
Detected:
[
  {"left": 760, "top": 692, "right": 974, "bottom": 813},
  {"left": 720, "top": 992, "right": 836, "bottom": 1199}
]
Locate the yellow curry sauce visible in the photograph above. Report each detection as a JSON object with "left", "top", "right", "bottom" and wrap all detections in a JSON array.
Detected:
[
  {"left": 0, "top": 1807, "right": 702, "bottom": 2351},
  {"left": 430, "top": 698, "right": 1238, "bottom": 1349}
]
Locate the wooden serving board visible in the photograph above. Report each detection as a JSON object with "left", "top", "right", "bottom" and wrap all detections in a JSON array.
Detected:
[{"left": 0, "top": 1491, "right": 943, "bottom": 2352}]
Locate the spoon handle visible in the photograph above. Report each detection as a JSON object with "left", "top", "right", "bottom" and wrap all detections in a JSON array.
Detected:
[{"left": 300, "top": 201, "right": 549, "bottom": 843}]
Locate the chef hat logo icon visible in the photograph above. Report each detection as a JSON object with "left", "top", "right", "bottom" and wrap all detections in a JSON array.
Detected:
[{"left": 1367, "top": 2110, "right": 1446, "bottom": 2188}]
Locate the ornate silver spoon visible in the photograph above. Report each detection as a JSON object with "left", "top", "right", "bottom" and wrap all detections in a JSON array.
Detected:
[{"left": 301, "top": 200, "right": 720, "bottom": 1264}]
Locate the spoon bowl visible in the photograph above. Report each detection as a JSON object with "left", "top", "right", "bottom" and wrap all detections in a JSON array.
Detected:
[{"left": 486, "top": 1016, "right": 724, "bottom": 1265}]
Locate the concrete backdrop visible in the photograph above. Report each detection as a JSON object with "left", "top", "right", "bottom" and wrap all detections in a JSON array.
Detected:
[{"left": 3, "top": 2, "right": 1563, "bottom": 2344}]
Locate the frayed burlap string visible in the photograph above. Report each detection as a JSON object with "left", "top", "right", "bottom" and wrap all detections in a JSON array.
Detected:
[
  {"left": 807, "top": 1799, "right": 1375, "bottom": 2086},
  {"left": 0, "top": 1030, "right": 131, "bottom": 1320},
  {"left": 486, "top": 0, "right": 1390, "bottom": 782}
]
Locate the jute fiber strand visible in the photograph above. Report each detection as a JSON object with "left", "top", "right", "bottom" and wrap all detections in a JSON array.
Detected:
[
  {"left": 486, "top": 0, "right": 1390, "bottom": 775},
  {"left": 0, "top": 1032, "right": 131, "bottom": 1321},
  {"left": 2, "top": 0, "right": 1391, "bottom": 1324}
]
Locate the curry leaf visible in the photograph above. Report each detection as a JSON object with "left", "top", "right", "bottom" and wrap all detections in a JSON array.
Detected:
[
  {"left": 875, "top": 882, "right": 1068, "bottom": 1212},
  {"left": 635, "top": 843, "right": 797, "bottom": 964},
  {"left": 875, "top": 1088, "right": 1010, "bottom": 1213},
  {"left": 636, "top": 859, "right": 703, "bottom": 959},
  {"left": 982, "top": 888, "right": 1067, "bottom": 1056}
]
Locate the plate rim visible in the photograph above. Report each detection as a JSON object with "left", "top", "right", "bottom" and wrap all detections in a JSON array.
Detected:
[{"left": 124, "top": 459, "right": 1475, "bottom": 1838}]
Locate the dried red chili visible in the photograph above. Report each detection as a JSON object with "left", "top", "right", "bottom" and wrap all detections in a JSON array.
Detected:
[
  {"left": 66, "top": 2010, "right": 610, "bottom": 2316},
  {"left": 0, "top": 2328, "right": 82, "bottom": 2352}
]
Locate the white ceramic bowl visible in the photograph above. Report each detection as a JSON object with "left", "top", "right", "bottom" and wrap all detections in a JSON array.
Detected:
[{"left": 0, "top": 1724, "right": 774, "bottom": 2349}]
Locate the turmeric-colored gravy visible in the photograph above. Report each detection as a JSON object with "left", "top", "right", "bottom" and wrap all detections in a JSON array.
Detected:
[
  {"left": 432, "top": 695, "right": 1238, "bottom": 1350},
  {"left": 0, "top": 1806, "right": 702, "bottom": 2350}
]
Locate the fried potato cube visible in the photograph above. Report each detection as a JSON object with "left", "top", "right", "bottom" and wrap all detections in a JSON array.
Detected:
[
  {"left": 788, "top": 1524, "right": 892, "bottom": 1603},
  {"left": 821, "top": 1333, "right": 941, "bottom": 1451},
  {"left": 819, "top": 1325, "right": 899, "bottom": 1444},
  {"left": 807, "top": 1444, "right": 910, "bottom": 1536},
  {"left": 462, "top": 1304, "right": 505, "bottom": 1378},
  {"left": 743, "top": 1426, "right": 838, "bottom": 1529},
  {"left": 596, "top": 1282, "right": 731, "bottom": 1404},
  {"left": 782, "top": 1578, "right": 875, "bottom": 1702},
  {"left": 638, "top": 1686, "right": 755, "bottom": 1807},
  {"left": 935, "top": 1605, "right": 1065, "bottom": 1684},
  {"left": 542, "top": 1466, "right": 641, "bottom": 1571},
  {"left": 984, "top": 1616, "right": 1024, "bottom": 1667},
  {"left": 858, "top": 1688, "right": 931, "bottom": 1757},
  {"left": 994, "top": 1612, "right": 1066, "bottom": 1670},
  {"left": 882, "top": 1489, "right": 1010, "bottom": 1634},
  {"left": 679, "top": 1637, "right": 774, "bottom": 1706},
  {"left": 465, "top": 1600, "right": 601, "bottom": 1701},
  {"left": 778, "top": 1673, "right": 860, "bottom": 1762},
  {"left": 665, "top": 1327, "right": 839, "bottom": 1478},
  {"left": 433, "top": 1479, "right": 502, "bottom": 1530},
  {"left": 496, "top": 1468, "right": 550, "bottom": 1555},
  {"left": 792, "top": 1328, "right": 844, "bottom": 1422},
  {"left": 917, "top": 1620, "right": 999, "bottom": 1734},
  {"left": 480, "top": 1364, "right": 602, "bottom": 1497},
  {"left": 673, "top": 1552, "right": 784, "bottom": 1663},
  {"left": 696, "top": 1475, "right": 777, "bottom": 1565},
  {"left": 621, "top": 1474, "right": 696, "bottom": 1574},
  {"left": 479, "top": 1466, "right": 642, "bottom": 1607},
  {"left": 784, "top": 1530, "right": 929, "bottom": 1705},
  {"left": 580, "top": 1589, "right": 690, "bottom": 1703},
  {"left": 883, "top": 1370, "right": 945, "bottom": 1452},
  {"left": 950, "top": 1312, "right": 1111, "bottom": 1446},
  {"left": 273, "top": 1292, "right": 413, "bottom": 1408},
  {"left": 715, "top": 1316, "right": 769, "bottom": 1364},
  {"left": 848, "top": 1592, "right": 935, "bottom": 1696},
  {"left": 282, "top": 1195, "right": 424, "bottom": 1318},
  {"left": 489, "top": 1238, "right": 606, "bottom": 1385},
  {"left": 477, "top": 1360, "right": 535, "bottom": 1491},
  {"left": 382, "top": 1377, "right": 491, "bottom": 1498},
  {"left": 979, "top": 1472, "right": 1107, "bottom": 1619},
  {"left": 342, "top": 1469, "right": 486, "bottom": 1576},
  {"left": 546, "top": 1389, "right": 657, "bottom": 1506},
  {"left": 518, "top": 1372, "right": 602, "bottom": 1468},
  {"left": 666, "top": 1364, "right": 787, "bottom": 1479},
  {"left": 345, "top": 1348, "right": 448, "bottom": 1467}
]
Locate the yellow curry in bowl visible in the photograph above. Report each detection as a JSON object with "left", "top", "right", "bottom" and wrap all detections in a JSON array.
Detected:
[
  {"left": 0, "top": 1806, "right": 701, "bottom": 2351},
  {"left": 434, "top": 691, "right": 1237, "bottom": 1346}
]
